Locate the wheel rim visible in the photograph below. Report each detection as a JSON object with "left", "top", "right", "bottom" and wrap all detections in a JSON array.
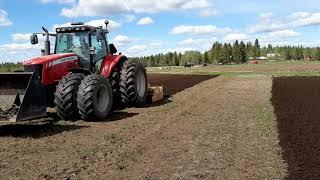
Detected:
[
  {"left": 96, "top": 84, "right": 109, "bottom": 112},
  {"left": 136, "top": 70, "right": 146, "bottom": 97}
]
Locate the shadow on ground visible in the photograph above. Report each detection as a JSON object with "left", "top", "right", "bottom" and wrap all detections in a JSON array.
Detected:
[
  {"left": 82, "top": 111, "right": 139, "bottom": 122},
  {"left": 0, "top": 122, "right": 89, "bottom": 138},
  {"left": 271, "top": 77, "right": 320, "bottom": 180}
]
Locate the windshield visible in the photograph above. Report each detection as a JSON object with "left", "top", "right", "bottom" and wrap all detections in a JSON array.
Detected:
[{"left": 55, "top": 32, "right": 89, "bottom": 61}]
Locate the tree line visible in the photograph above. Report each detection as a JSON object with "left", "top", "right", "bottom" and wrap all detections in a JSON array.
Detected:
[
  {"left": 131, "top": 39, "right": 320, "bottom": 67},
  {"left": 0, "top": 62, "right": 23, "bottom": 72}
]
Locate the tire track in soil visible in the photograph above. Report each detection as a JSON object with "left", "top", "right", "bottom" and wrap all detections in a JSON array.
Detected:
[{"left": 91, "top": 76, "right": 286, "bottom": 179}]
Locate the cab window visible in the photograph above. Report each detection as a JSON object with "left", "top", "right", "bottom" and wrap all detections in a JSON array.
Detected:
[{"left": 91, "top": 34, "right": 107, "bottom": 62}]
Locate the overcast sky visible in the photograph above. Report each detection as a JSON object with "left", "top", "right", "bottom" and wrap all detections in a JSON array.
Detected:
[{"left": 1, "top": 0, "right": 320, "bottom": 62}]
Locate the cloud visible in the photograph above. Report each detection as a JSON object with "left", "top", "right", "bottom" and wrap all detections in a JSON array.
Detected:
[
  {"left": 181, "top": 0, "right": 211, "bottom": 10},
  {"left": 0, "top": 43, "right": 42, "bottom": 62},
  {"left": 60, "top": 0, "right": 212, "bottom": 18},
  {"left": 199, "top": 9, "right": 218, "bottom": 17},
  {"left": 12, "top": 33, "right": 32, "bottom": 42},
  {"left": 112, "top": 35, "right": 132, "bottom": 46},
  {"left": 137, "top": 17, "right": 154, "bottom": 25},
  {"left": 260, "top": 12, "right": 273, "bottom": 19},
  {"left": 0, "top": 43, "right": 40, "bottom": 52},
  {"left": 224, "top": 33, "right": 249, "bottom": 41},
  {"left": 171, "top": 25, "right": 232, "bottom": 35},
  {"left": 290, "top": 12, "right": 320, "bottom": 28},
  {"left": 53, "top": 19, "right": 121, "bottom": 31},
  {"left": 124, "top": 14, "right": 136, "bottom": 23},
  {"left": 288, "top": 12, "right": 310, "bottom": 19},
  {"left": 268, "top": 29, "right": 300, "bottom": 39},
  {"left": 126, "top": 45, "right": 147, "bottom": 54},
  {"left": 178, "top": 38, "right": 212, "bottom": 46},
  {"left": 41, "top": 0, "right": 75, "bottom": 4},
  {"left": 249, "top": 12, "right": 320, "bottom": 33},
  {"left": 0, "top": 9, "right": 12, "bottom": 26},
  {"left": 61, "top": 0, "right": 129, "bottom": 18}
]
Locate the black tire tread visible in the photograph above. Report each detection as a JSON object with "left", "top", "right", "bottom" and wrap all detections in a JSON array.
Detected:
[
  {"left": 54, "top": 73, "right": 84, "bottom": 119},
  {"left": 77, "top": 75, "right": 101, "bottom": 120},
  {"left": 77, "top": 74, "right": 113, "bottom": 120},
  {"left": 120, "top": 60, "right": 147, "bottom": 106},
  {"left": 109, "top": 59, "right": 125, "bottom": 109}
]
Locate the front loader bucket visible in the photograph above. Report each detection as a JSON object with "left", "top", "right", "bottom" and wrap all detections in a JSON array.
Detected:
[{"left": 0, "top": 73, "right": 47, "bottom": 122}]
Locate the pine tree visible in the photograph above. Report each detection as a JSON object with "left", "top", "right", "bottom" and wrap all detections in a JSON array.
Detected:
[
  {"left": 202, "top": 51, "right": 209, "bottom": 64},
  {"left": 315, "top": 47, "right": 320, "bottom": 61},
  {"left": 240, "top": 41, "right": 247, "bottom": 63},
  {"left": 210, "top": 42, "right": 221, "bottom": 64},
  {"left": 284, "top": 46, "right": 292, "bottom": 60},
  {"left": 253, "top": 39, "right": 261, "bottom": 58},
  {"left": 267, "top": 44, "right": 273, "bottom": 53},
  {"left": 218, "top": 43, "right": 228, "bottom": 64},
  {"left": 246, "top": 41, "right": 253, "bottom": 58},
  {"left": 233, "top": 40, "right": 241, "bottom": 64},
  {"left": 227, "top": 43, "right": 233, "bottom": 63}
]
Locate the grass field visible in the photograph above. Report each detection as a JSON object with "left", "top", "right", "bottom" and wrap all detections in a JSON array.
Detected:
[
  {"left": 148, "top": 60, "right": 320, "bottom": 77},
  {"left": 1, "top": 61, "right": 320, "bottom": 179}
]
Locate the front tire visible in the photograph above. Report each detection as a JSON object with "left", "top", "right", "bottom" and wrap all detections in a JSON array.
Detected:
[
  {"left": 109, "top": 59, "right": 125, "bottom": 109},
  {"left": 54, "top": 73, "right": 84, "bottom": 120},
  {"left": 77, "top": 75, "right": 113, "bottom": 120},
  {"left": 120, "top": 60, "right": 148, "bottom": 106}
]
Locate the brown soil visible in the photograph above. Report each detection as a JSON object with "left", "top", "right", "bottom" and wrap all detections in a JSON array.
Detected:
[
  {"left": 0, "top": 74, "right": 286, "bottom": 179},
  {"left": 271, "top": 77, "right": 320, "bottom": 180},
  {"left": 148, "top": 73, "right": 218, "bottom": 96}
]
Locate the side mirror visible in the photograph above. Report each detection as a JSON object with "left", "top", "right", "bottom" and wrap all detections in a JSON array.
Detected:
[
  {"left": 109, "top": 44, "right": 117, "bottom": 54},
  {"left": 30, "top": 34, "right": 38, "bottom": 45},
  {"left": 96, "top": 29, "right": 104, "bottom": 41}
]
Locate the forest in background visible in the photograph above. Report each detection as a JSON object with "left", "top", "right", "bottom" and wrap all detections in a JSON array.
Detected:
[
  {"left": 132, "top": 39, "right": 320, "bottom": 67},
  {"left": 1, "top": 39, "right": 320, "bottom": 71}
]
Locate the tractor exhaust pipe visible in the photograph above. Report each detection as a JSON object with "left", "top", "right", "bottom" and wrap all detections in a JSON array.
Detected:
[
  {"left": 30, "top": 27, "right": 54, "bottom": 56},
  {"left": 42, "top": 27, "right": 50, "bottom": 55},
  {"left": 0, "top": 72, "right": 47, "bottom": 122}
]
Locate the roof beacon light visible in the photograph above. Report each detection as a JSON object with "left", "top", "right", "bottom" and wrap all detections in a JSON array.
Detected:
[{"left": 71, "top": 22, "right": 84, "bottom": 26}]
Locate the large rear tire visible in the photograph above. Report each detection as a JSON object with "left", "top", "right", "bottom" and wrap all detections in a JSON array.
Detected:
[
  {"left": 120, "top": 60, "right": 148, "bottom": 106},
  {"left": 54, "top": 73, "right": 84, "bottom": 120},
  {"left": 77, "top": 75, "right": 113, "bottom": 120}
]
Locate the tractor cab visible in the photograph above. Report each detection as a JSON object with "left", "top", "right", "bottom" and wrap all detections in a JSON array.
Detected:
[{"left": 30, "top": 21, "right": 116, "bottom": 72}]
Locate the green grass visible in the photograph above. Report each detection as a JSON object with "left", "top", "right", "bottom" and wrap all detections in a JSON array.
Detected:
[{"left": 147, "top": 60, "right": 320, "bottom": 77}]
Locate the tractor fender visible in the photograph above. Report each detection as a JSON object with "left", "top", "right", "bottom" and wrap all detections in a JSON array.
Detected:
[{"left": 100, "top": 54, "right": 128, "bottom": 77}]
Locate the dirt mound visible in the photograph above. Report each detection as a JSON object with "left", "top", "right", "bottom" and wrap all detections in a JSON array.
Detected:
[
  {"left": 148, "top": 73, "right": 218, "bottom": 96},
  {"left": 271, "top": 77, "right": 320, "bottom": 180}
]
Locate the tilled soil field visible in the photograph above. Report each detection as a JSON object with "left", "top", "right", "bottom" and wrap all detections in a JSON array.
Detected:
[
  {"left": 147, "top": 73, "right": 218, "bottom": 96},
  {"left": 0, "top": 74, "right": 287, "bottom": 179},
  {"left": 272, "top": 77, "right": 320, "bottom": 180}
]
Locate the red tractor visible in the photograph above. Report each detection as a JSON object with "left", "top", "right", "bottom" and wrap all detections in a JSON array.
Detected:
[{"left": 0, "top": 20, "right": 148, "bottom": 122}]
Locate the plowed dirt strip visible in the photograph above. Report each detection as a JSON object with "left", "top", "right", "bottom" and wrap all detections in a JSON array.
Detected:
[
  {"left": 0, "top": 75, "right": 287, "bottom": 179},
  {"left": 272, "top": 77, "right": 320, "bottom": 180}
]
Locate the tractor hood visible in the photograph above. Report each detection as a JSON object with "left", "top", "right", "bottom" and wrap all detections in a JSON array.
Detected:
[{"left": 23, "top": 53, "right": 79, "bottom": 66}]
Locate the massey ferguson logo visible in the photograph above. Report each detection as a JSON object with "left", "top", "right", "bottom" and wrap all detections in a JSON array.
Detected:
[{"left": 47, "top": 56, "right": 78, "bottom": 67}]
